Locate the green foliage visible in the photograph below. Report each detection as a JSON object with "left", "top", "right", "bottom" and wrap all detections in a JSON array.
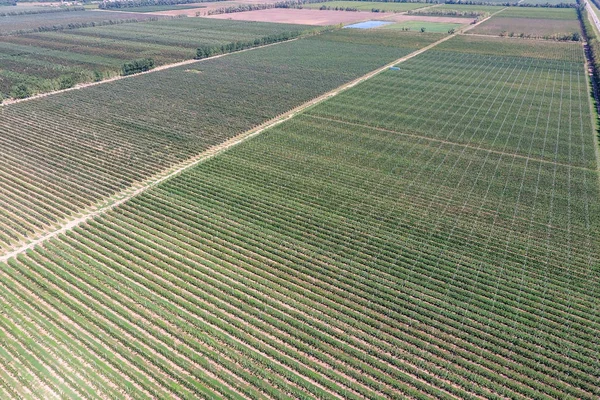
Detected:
[
  {"left": 57, "top": 73, "right": 77, "bottom": 89},
  {"left": 122, "top": 58, "right": 155, "bottom": 75},
  {"left": 445, "top": 0, "right": 577, "bottom": 6},
  {"left": 578, "top": 3, "right": 600, "bottom": 86},
  {"left": 93, "top": 70, "right": 104, "bottom": 82},
  {"left": 9, "top": 82, "right": 31, "bottom": 98},
  {"left": 409, "top": 8, "right": 487, "bottom": 17}
]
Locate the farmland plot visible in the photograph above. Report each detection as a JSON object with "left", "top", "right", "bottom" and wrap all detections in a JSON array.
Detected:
[
  {"left": 0, "top": 33, "right": 597, "bottom": 399},
  {"left": 311, "top": 35, "right": 595, "bottom": 168},
  {"left": 0, "top": 18, "right": 313, "bottom": 98},
  {"left": 469, "top": 7, "right": 580, "bottom": 38},
  {"left": 520, "top": 0, "right": 576, "bottom": 4},
  {"left": 0, "top": 9, "right": 159, "bottom": 34},
  {"left": 418, "top": 4, "right": 505, "bottom": 14},
  {"left": 0, "top": 29, "right": 441, "bottom": 252}
]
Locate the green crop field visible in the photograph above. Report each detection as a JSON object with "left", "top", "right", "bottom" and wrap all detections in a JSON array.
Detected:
[
  {"left": 0, "top": 3, "right": 597, "bottom": 399},
  {"left": 497, "top": 7, "right": 578, "bottom": 19},
  {"left": 520, "top": 0, "right": 576, "bottom": 4},
  {"left": 408, "top": 4, "right": 503, "bottom": 18},
  {"left": 0, "top": 5, "right": 85, "bottom": 16},
  {"left": 0, "top": 32, "right": 596, "bottom": 398},
  {"left": 0, "top": 29, "right": 441, "bottom": 252},
  {"left": 0, "top": 18, "right": 316, "bottom": 99},
  {"left": 0, "top": 9, "right": 158, "bottom": 34},
  {"left": 469, "top": 6, "right": 580, "bottom": 38}
]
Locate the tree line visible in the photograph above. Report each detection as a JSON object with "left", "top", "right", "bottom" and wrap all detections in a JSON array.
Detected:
[
  {"left": 0, "top": 6, "right": 85, "bottom": 17},
  {"left": 2, "top": 17, "right": 159, "bottom": 36},
  {"left": 499, "top": 30, "right": 581, "bottom": 40},
  {"left": 99, "top": 0, "right": 221, "bottom": 9},
  {"left": 196, "top": 31, "right": 303, "bottom": 59},
  {"left": 578, "top": 2, "right": 600, "bottom": 92},
  {"left": 122, "top": 58, "right": 155, "bottom": 75},
  {"left": 446, "top": 0, "right": 577, "bottom": 6}
]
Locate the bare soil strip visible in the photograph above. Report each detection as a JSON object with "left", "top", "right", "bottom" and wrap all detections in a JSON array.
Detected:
[
  {"left": 205, "top": 8, "right": 378, "bottom": 25},
  {"left": 0, "top": 8, "right": 505, "bottom": 263}
]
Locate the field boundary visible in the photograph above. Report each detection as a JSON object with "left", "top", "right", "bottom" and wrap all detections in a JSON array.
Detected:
[{"left": 0, "top": 8, "right": 507, "bottom": 262}]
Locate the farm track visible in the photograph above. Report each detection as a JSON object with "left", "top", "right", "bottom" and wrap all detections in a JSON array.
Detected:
[{"left": 0, "top": 17, "right": 502, "bottom": 263}]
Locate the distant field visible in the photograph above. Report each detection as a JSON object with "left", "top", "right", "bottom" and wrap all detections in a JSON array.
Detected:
[
  {"left": 382, "top": 21, "right": 464, "bottom": 32},
  {"left": 312, "top": 35, "right": 593, "bottom": 166},
  {"left": 469, "top": 7, "right": 579, "bottom": 38},
  {"left": 0, "top": 18, "right": 312, "bottom": 98},
  {"left": 0, "top": 9, "right": 159, "bottom": 34},
  {"left": 434, "top": 33, "right": 584, "bottom": 59},
  {"left": 520, "top": 0, "right": 576, "bottom": 4},
  {"left": 0, "top": 33, "right": 596, "bottom": 399},
  {"left": 0, "top": 29, "right": 442, "bottom": 251},
  {"left": 498, "top": 7, "right": 578, "bottom": 19},
  {"left": 302, "top": 1, "right": 428, "bottom": 12},
  {"left": 0, "top": 5, "right": 84, "bottom": 15},
  {"left": 410, "top": 4, "right": 504, "bottom": 17},
  {"left": 429, "top": 4, "right": 505, "bottom": 12},
  {"left": 111, "top": 3, "right": 207, "bottom": 12}
]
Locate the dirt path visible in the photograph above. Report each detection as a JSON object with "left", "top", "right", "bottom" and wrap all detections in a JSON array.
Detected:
[{"left": 0, "top": 9, "right": 506, "bottom": 264}]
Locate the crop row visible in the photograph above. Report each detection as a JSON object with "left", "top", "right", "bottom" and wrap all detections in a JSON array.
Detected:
[
  {"left": 0, "top": 17, "right": 316, "bottom": 98},
  {"left": 0, "top": 30, "right": 439, "bottom": 252},
  {"left": 0, "top": 35, "right": 597, "bottom": 398},
  {"left": 309, "top": 46, "right": 596, "bottom": 168}
]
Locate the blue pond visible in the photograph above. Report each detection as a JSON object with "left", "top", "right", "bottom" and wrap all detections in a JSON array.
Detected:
[{"left": 344, "top": 20, "right": 394, "bottom": 29}]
